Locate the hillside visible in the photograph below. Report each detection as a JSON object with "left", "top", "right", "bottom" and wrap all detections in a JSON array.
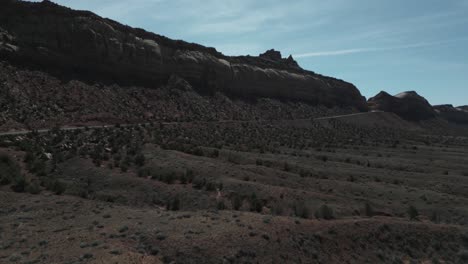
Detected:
[
  {"left": 0, "top": 1, "right": 468, "bottom": 264},
  {"left": 0, "top": 0, "right": 367, "bottom": 116}
]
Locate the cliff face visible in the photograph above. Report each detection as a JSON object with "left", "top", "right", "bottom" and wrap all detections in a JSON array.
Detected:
[
  {"left": 368, "top": 91, "right": 436, "bottom": 121},
  {"left": 0, "top": 0, "right": 368, "bottom": 111},
  {"left": 433, "top": 105, "right": 468, "bottom": 124}
]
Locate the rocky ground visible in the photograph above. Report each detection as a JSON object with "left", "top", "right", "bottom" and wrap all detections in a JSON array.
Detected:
[{"left": 0, "top": 117, "right": 468, "bottom": 263}]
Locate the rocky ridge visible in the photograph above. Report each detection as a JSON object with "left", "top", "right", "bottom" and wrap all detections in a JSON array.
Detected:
[
  {"left": 368, "top": 91, "right": 436, "bottom": 121},
  {"left": 0, "top": 0, "right": 368, "bottom": 111},
  {"left": 433, "top": 104, "right": 468, "bottom": 124}
]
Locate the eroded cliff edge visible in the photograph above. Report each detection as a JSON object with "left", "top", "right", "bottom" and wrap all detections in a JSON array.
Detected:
[{"left": 0, "top": 0, "right": 368, "bottom": 111}]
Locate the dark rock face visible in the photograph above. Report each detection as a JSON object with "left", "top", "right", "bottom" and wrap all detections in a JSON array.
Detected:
[
  {"left": 259, "top": 49, "right": 283, "bottom": 61},
  {"left": 458, "top": 105, "right": 468, "bottom": 112},
  {"left": 368, "top": 91, "right": 436, "bottom": 121},
  {"left": 433, "top": 105, "right": 468, "bottom": 124},
  {"left": 0, "top": 0, "right": 368, "bottom": 111}
]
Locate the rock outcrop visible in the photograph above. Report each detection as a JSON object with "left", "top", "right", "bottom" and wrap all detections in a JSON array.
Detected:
[
  {"left": 368, "top": 91, "right": 436, "bottom": 121},
  {"left": 433, "top": 105, "right": 468, "bottom": 124},
  {"left": 0, "top": 0, "right": 367, "bottom": 111}
]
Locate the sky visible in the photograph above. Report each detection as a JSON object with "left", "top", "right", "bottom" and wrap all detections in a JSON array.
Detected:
[{"left": 31, "top": 0, "right": 468, "bottom": 106}]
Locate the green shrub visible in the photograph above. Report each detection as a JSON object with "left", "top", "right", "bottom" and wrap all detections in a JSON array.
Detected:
[
  {"left": 249, "top": 193, "right": 262, "bottom": 213},
  {"left": 50, "top": 180, "right": 66, "bottom": 195},
  {"left": 407, "top": 205, "right": 419, "bottom": 220},
  {"left": 315, "top": 204, "right": 335, "bottom": 220},
  {"left": 293, "top": 201, "right": 310, "bottom": 219},
  {"left": 167, "top": 197, "right": 180, "bottom": 211},
  {"left": 11, "top": 175, "right": 27, "bottom": 193},
  {"left": 26, "top": 181, "right": 41, "bottom": 195},
  {"left": 216, "top": 200, "right": 226, "bottom": 210},
  {"left": 120, "top": 161, "right": 128, "bottom": 172},
  {"left": 134, "top": 154, "right": 145, "bottom": 167},
  {"left": 0, "top": 154, "right": 22, "bottom": 185},
  {"left": 364, "top": 203, "right": 374, "bottom": 217},
  {"left": 231, "top": 195, "right": 243, "bottom": 210}
]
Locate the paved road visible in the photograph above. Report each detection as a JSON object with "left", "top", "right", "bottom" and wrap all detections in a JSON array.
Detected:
[
  {"left": 314, "top": 111, "right": 384, "bottom": 120},
  {"left": 0, "top": 112, "right": 384, "bottom": 137}
]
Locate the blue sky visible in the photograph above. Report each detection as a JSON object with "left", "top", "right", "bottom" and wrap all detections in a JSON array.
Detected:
[{"left": 33, "top": 0, "right": 468, "bottom": 106}]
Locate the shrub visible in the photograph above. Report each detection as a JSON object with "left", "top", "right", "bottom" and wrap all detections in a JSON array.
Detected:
[
  {"left": 0, "top": 154, "right": 22, "bottom": 185},
  {"left": 134, "top": 154, "right": 145, "bottom": 167},
  {"left": 459, "top": 250, "right": 468, "bottom": 263},
  {"left": 231, "top": 195, "right": 243, "bottom": 210},
  {"left": 430, "top": 211, "right": 440, "bottom": 223},
  {"left": 192, "top": 177, "right": 206, "bottom": 190},
  {"left": 407, "top": 205, "right": 419, "bottom": 220},
  {"left": 167, "top": 197, "right": 180, "bottom": 211},
  {"left": 26, "top": 181, "right": 41, "bottom": 195},
  {"left": 205, "top": 181, "right": 216, "bottom": 192},
  {"left": 249, "top": 193, "right": 262, "bottom": 213},
  {"left": 185, "top": 169, "right": 194, "bottom": 183},
  {"left": 293, "top": 201, "right": 310, "bottom": 219},
  {"left": 120, "top": 161, "right": 128, "bottom": 173},
  {"left": 50, "top": 180, "right": 66, "bottom": 195},
  {"left": 216, "top": 200, "right": 226, "bottom": 210},
  {"left": 364, "top": 202, "right": 374, "bottom": 217},
  {"left": 11, "top": 175, "right": 27, "bottom": 193},
  {"left": 315, "top": 204, "right": 335, "bottom": 220}
]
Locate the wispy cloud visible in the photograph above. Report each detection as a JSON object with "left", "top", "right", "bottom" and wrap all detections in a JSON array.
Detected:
[{"left": 294, "top": 39, "right": 466, "bottom": 58}]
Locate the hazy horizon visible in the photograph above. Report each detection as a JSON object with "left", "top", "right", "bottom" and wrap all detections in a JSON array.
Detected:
[{"left": 30, "top": 0, "right": 468, "bottom": 106}]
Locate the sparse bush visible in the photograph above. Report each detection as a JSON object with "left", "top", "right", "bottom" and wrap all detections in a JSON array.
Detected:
[
  {"left": 205, "top": 181, "right": 216, "bottom": 191},
  {"left": 315, "top": 204, "right": 335, "bottom": 220},
  {"left": 364, "top": 202, "right": 374, "bottom": 217},
  {"left": 120, "top": 161, "right": 129, "bottom": 172},
  {"left": 249, "top": 192, "right": 262, "bottom": 213},
  {"left": 185, "top": 169, "right": 194, "bottom": 183},
  {"left": 26, "top": 181, "right": 41, "bottom": 195},
  {"left": 11, "top": 175, "right": 27, "bottom": 193},
  {"left": 192, "top": 177, "right": 206, "bottom": 189},
  {"left": 167, "top": 197, "right": 180, "bottom": 211},
  {"left": 231, "top": 195, "right": 243, "bottom": 210},
  {"left": 407, "top": 205, "right": 419, "bottom": 220},
  {"left": 316, "top": 155, "right": 328, "bottom": 162},
  {"left": 459, "top": 250, "right": 468, "bottom": 263},
  {"left": 216, "top": 200, "right": 226, "bottom": 210},
  {"left": 293, "top": 201, "right": 310, "bottom": 219},
  {"left": 49, "top": 180, "right": 66, "bottom": 195},
  {"left": 430, "top": 211, "right": 440, "bottom": 223},
  {"left": 134, "top": 153, "right": 145, "bottom": 167},
  {"left": 0, "top": 154, "right": 21, "bottom": 185}
]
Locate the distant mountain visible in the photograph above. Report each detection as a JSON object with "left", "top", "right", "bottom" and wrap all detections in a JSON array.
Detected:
[
  {"left": 0, "top": 0, "right": 367, "bottom": 111},
  {"left": 433, "top": 104, "right": 468, "bottom": 124},
  {"left": 368, "top": 91, "right": 436, "bottom": 121}
]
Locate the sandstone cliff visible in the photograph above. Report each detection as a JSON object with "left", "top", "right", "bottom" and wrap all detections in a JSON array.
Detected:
[{"left": 0, "top": 0, "right": 367, "bottom": 111}]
